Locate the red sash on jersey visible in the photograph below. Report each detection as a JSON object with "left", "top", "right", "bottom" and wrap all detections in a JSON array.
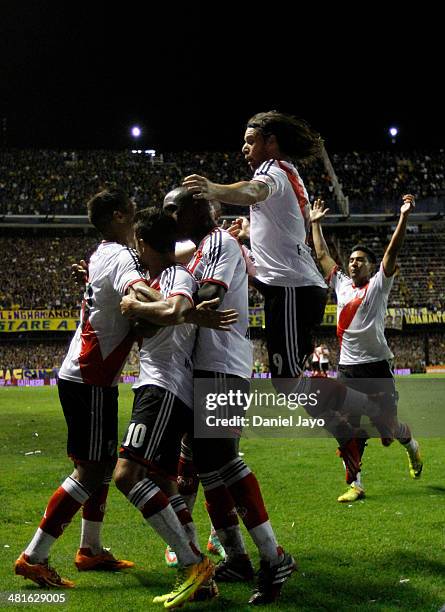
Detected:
[
  {"left": 78, "top": 321, "right": 135, "bottom": 386},
  {"left": 337, "top": 284, "right": 369, "bottom": 348},
  {"left": 277, "top": 160, "right": 308, "bottom": 215}
]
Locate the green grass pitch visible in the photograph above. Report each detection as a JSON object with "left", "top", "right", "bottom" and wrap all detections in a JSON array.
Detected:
[{"left": 0, "top": 378, "right": 444, "bottom": 611}]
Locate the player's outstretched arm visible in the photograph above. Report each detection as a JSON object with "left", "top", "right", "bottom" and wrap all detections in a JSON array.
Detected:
[
  {"left": 185, "top": 300, "right": 239, "bottom": 330},
  {"left": 182, "top": 174, "right": 268, "bottom": 206},
  {"left": 382, "top": 194, "right": 415, "bottom": 276},
  {"left": 120, "top": 294, "right": 192, "bottom": 326},
  {"left": 310, "top": 199, "right": 337, "bottom": 277},
  {"left": 120, "top": 293, "right": 237, "bottom": 331}
]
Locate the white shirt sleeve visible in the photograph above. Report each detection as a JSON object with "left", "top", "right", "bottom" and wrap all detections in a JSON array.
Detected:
[
  {"left": 112, "top": 248, "right": 146, "bottom": 296},
  {"left": 252, "top": 162, "right": 287, "bottom": 201},
  {"left": 201, "top": 231, "right": 241, "bottom": 289},
  {"left": 166, "top": 266, "right": 197, "bottom": 306},
  {"left": 372, "top": 262, "right": 395, "bottom": 296}
]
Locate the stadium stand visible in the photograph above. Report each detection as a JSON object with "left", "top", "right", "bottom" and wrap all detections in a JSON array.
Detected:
[
  {"left": 1, "top": 149, "right": 444, "bottom": 216},
  {"left": 1, "top": 148, "right": 444, "bottom": 379},
  {"left": 332, "top": 149, "right": 445, "bottom": 212}
]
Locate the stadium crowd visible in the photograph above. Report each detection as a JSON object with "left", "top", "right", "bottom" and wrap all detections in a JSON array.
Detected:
[
  {"left": 2, "top": 333, "right": 443, "bottom": 374},
  {"left": 0, "top": 149, "right": 332, "bottom": 216},
  {"left": 1, "top": 225, "right": 444, "bottom": 311},
  {"left": 2, "top": 148, "right": 444, "bottom": 217},
  {"left": 332, "top": 149, "right": 445, "bottom": 211},
  {"left": 0, "top": 340, "right": 67, "bottom": 371}
]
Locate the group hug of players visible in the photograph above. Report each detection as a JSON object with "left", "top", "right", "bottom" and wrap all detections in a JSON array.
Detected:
[{"left": 14, "top": 111, "right": 423, "bottom": 608}]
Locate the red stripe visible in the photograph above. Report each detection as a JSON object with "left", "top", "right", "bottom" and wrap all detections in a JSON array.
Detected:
[
  {"left": 149, "top": 278, "right": 161, "bottom": 290},
  {"left": 78, "top": 320, "right": 134, "bottom": 386},
  {"left": 188, "top": 250, "right": 203, "bottom": 274},
  {"left": 277, "top": 161, "right": 308, "bottom": 215},
  {"left": 337, "top": 285, "right": 369, "bottom": 348}
]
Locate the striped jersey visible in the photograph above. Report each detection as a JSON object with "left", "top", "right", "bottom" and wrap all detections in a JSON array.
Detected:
[
  {"left": 250, "top": 159, "right": 326, "bottom": 288},
  {"left": 59, "top": 242, "right": 146, "bottom": 387},
  {"left": 134, "top": 265, "right": 197, "bottom": 409},
  {"left": 328, "top": 263, "right": 394, "bottom": 365},
  {"left": 188, "top": 228, "right": 253, "bottom": 379}
]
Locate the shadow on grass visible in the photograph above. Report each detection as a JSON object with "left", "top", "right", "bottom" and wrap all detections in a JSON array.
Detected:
[{"left": 426, "top": 485, "right": 445, "bottom": 494}]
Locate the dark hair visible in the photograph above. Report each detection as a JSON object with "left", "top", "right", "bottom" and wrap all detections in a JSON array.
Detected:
[
  {"left": 134, "top": 207, "right": 177, "bottom": 253},
  {"left": 87, "top": 189, "right": 132, "bottom": 232},
  {"left": 246, "top": 110, "right": 323, "bottom": 161},
  {"left": 350, "top": 244, "right": 377, "bottom": 264}
]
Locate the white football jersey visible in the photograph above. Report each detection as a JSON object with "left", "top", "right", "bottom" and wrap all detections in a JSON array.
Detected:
[
  {"left": 189, "top": 228, "right": 253, "bottom": 379},
  {"left": 134, "top": 265, "right": 197, "bottom": 408},
  {"left": 328, "top": 263, "right": 395, "bottom": 365},
  {"left": 59, "top": 242, "right": 146, "bottom": 386},
  {"left": 250, "top": 159, "right": 326, "bottom": 288}
]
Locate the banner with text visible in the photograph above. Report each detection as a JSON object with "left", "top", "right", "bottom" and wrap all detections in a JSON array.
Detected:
[
  {"left": 0, "top": 309, "right": 79, "bottom": 332},
  {"left": 1, "top": 305, "right": 444, "bottom": 333}
]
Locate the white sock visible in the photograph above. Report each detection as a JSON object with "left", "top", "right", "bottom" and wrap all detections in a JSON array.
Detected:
[
  {"left": 183, "top": 521, "right": 199, "bottom": 550},
  {"left": 25, "top": 528, "right": 56, "bottom": 564},
  {"left": 168, "top": 494, "right": 200, "bottom": 551},
  {"left": 248, "top": 521, "right": 283, "bottom": 565},
  {"left": 215, "top": 524, "right": 248, "bottom": 561},
  {"left": 80, "top": 519, "right": 103, "bottom": 555},
  {"left": 353, "top": 472, "right": 363, "bottom": 488},
  {"left": 127, "top": 479, "right": 200, "bottom": 567},
  {"left": 146, "top": 506, "right": 200, "bottom": 567}
]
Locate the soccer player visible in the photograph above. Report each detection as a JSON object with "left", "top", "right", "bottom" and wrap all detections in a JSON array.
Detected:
[
  {"left": 310, "top": 194, "right": 423, "bottom": 502},
  {"left": 115, "top": 207, "right": 238, "bottom": 607},
  {"left": 311, "top": 344, "right": 330, "bottom": 377},
  {"left": 163, "top": 187, "right": 297, "bottom": 606},
  {"left": 15, "top": 189, "right": 150, "bottom": 587},
  {"left": 182, "top": 110, "right": 328, "bottom": 385}
]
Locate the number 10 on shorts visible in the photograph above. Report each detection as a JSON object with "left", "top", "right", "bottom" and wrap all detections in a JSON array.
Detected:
[{"left": 123, "top": 423, "right": 147, "bottom": 448}]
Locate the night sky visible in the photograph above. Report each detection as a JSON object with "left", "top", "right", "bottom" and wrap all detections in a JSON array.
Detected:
[{"left": 1, "top": 3, "right": 443, "bottom": 152}]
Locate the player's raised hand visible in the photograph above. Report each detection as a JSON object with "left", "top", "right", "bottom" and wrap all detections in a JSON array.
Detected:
[
  {"left": 401, "top": 194, "right": 415, "bottom": 216},
  {"left": 71, "top": 259, "right": 88, "bottom": 284},
  {"left": 228, "top": 217, "right": 250, "bottom": 242},
  {"left": 183, "top": 174, "right": 215, "bottom": 200},
  {"left": 310, "top": 198, "right": 329, "bottom": 223}
]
